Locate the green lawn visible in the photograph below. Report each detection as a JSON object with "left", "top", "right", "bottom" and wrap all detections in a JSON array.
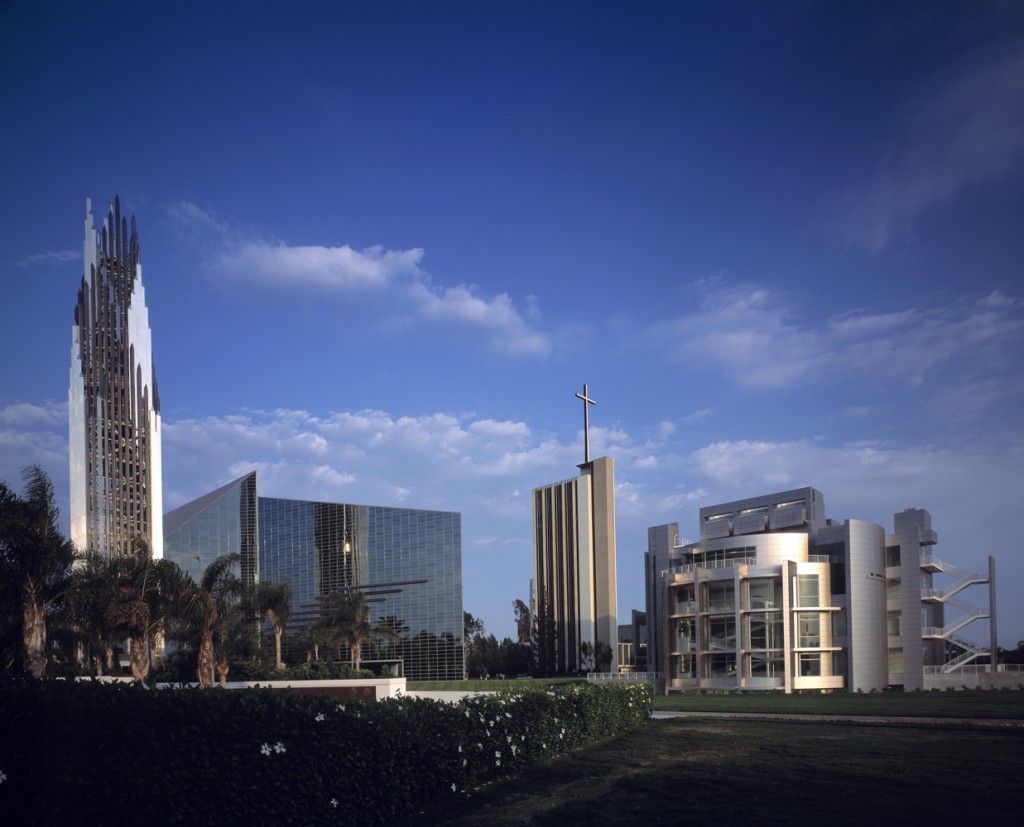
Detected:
[
  {"left": 408, "top": 680, "right": 1024, "bottom": 719},
  {"left": 400, "top": 715, "right": 1024, "bottom": 825},
  {"left": 652, "top": 687, "right": 1024, "bottom": 718}
]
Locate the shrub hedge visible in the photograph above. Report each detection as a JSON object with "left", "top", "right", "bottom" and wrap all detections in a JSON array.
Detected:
[{"left": 0, "top": 677, "right": 651, "bottom": 825}]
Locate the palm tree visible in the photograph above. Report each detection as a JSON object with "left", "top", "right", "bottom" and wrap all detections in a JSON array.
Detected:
[
  {"left": 67, "top": 551, "right": 118, "bottom": 676},
  {"left": 175, "top": 554, "right": 257, "bottom": 687},
  {"left": 313, "top": 590, "right": 400, "bottom": 671},
  {"left": 103, "top": 539, "right": 186, "bottom": 681},
  {"left": 255, "top": 580, "right": 292, "bottom": 670},
  {"left": 0, "top": 467, "right": 77, "bottom": 678}
]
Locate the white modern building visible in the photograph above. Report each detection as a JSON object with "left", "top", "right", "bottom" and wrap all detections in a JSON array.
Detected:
[
  {"left": 69, "top": 196, "right": 163, "bottom": 559},
  {"left": 646, "top": 487, "right": 996, "bottom": 693}
]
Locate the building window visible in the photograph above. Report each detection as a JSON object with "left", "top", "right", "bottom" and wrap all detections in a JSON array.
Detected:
[
  {"left": 746, "top": 652, "right": 784, "bottom": 677},
  {"left": 798, "top": 653, "right": 821, "bottom": 677},
  {"left": 797, "top": 614, "right": 821, "bottom": 648},
  {"left": 707, "top": 616, "right": 736, "bottom": 651},
  {"left": 746, "top": 614, "right": 783, "bottom": 650},
  {"left": 674, "top": 654, "right": 696, "bottom": 679},
  {"left": 705, "top": 580, "right": 735, "bottom": 612},
  {"left": 745, "top": 577, "right": 779, "bottom": 609},
  {"left": 708, "top": 653, "right": 737, "bottom": 677},
  {"left": 796, "top": 574, "right": 819, "bottom": 607},
  {"left": 674, "top": 618, "right": 695, "bottom": 652},
  {"left": 673, "top": 583, "right": 695, "bottom": 615}
]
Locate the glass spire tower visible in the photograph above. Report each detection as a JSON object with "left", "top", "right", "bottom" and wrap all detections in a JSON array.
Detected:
[{"left": 69, "top": 196, "right": 163, "bottom": 558}]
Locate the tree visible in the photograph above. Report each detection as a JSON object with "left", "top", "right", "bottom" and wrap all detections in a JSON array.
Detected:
[
  {"left": 580, "top": 641, "right": 596, "bottom": 673},
  {"left": 256, "top": 580, "right": 292, "bottom": 670},
  {"left": 998, "top": 641, "right": 1024, "bottom": 665},
  {"left": 463, "top": 611, "right": 484, "bottom": 673},
  {"left": 513, "top": 599, "right": 531, "bottom": 644},
  {"left": 312, "top": 590, "right": 399, "bottom": 671},
  {"left": 175, "top": 554, "right": 250, "bottom": 687},
  {"left": 0, "top": 467, "right": 77, "bottom": 678},
  {"left": 103, "top": 538, "right": 186, "bottom": 681},
  {"left": 67, "top": 551, "right": 119, "bottom": 676}
]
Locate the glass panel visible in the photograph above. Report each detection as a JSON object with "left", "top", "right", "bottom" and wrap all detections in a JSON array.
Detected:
[
  {"left": 798, "top": 653, "right": 821, "bottom": 676},
  {"left": 746, "top": 652, "right": 784, "bottom": 677},
  {"left": 797, "top": 574, "right": 819, "bottom": 607},
  {"left": 746, "top": 577, "right": 779, "bottom": 609},
  {"left": 709, "top": 653, "right": 737, "bottom": 677},
  {"left": 797, "top": 614, "right": 821, "bottom": 647},
  {"left": 706, "top": 580, "right": 735, "bottom": 612},
  {"left": 746, "top": 614, "right": 784, "bottom": 649},
  {"left": 707, "top": 616, "right": 736, "bottom": 651}
]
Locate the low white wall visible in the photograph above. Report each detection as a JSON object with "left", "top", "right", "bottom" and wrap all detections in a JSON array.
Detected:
[
  {"left": 923, "top": 672, "right": 1022, "bottom": 691},
  {"left": 157, "top": 678, "right": 407, "bottom": 699},
  {"left": 233, "top": 678, "right": 406, "bottom": 699}
]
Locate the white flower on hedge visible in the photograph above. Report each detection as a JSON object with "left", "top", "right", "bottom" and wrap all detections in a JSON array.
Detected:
[
  {"left": 495, "top": 759, "right": 501, "bottom": 767},
  {"left": 477, "top": 743, "right": 483, "bottom": 749},
  {"left": 260, "top": 744, "right": 272, "bottom": 756},
  {"left": 451, "top": 782, "right": 456, "bottom": 792},
  {"left": 457, "top": 744, "right": 462, "bottom": 753},
  {"left": 330, "top": 798, "right": 338, "bottom": 808},
  {"left": 274, "top": 742, "right": 286, "bottom": 754},
  {"left": 338, "top": 704, "right": 345, "bottom": 711},
  {"left": 0, "top": 770, "right": 6, "bottom": 784},
  {"left": 315, "top": 713, "right": 325, "bottom": 722},
  {"left": 505, "top": 712, "right": 512, "bottom": 718}
]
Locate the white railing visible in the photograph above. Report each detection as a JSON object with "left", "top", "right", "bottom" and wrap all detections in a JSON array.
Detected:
[
  {"left": 920, "top": 552, "right": 980, "bottom": 583},
  {"left": 588, "top": 672, "right": 662, "bottom": 683},
  {"left": 923, "top": 607, "right": 989, "bottom": 639},
  {"left": 678, "top": 557, "right": 757, "bottom": 573},
  {"left": 924, "top": 663, "right": 1023, "bottom": 675}
]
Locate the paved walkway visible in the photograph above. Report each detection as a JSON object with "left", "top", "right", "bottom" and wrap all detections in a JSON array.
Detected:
[{"left": 651, "top": 710, "right": 1024, "bottom": 727}]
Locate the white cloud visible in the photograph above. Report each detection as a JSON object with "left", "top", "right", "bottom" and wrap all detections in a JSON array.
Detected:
[
  {"left": 650, "top": 283, "right": 1024, "bottom": 401},
  {"left": 16, "top": 249, "right": 79, "bottom": 269},
  {"left": 840, "top": 50, "right": 1024, "bottom": 252},
  {"left": 217, "top": 242, "right": 424, "bottom": 289},
  {"left": 166, "top": 199, "right": 550, "bottom": 358},
  {"left": 0, "top": 401, "right": 67, "bottom": 428}
]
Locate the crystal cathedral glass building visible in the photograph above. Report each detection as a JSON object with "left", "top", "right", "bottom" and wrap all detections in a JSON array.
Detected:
[
  {"left": 69, "top": 196, "right": 162, "bottom": 558},
  {"left": 164, "top": 472, "right": 464, "bottom": 681}
]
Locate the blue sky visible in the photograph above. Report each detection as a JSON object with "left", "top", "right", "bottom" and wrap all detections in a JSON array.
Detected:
[{"left": 2, "top": 1, "right": 1022, "bottom": 648}]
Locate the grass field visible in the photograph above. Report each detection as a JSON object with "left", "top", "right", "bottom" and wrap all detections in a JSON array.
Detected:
[
  {"left": 407, "top": 680, "right": 1024, "bottom": 719},
  {"left": 399, "top": 715, "right": 1024, "bottom": 826}
]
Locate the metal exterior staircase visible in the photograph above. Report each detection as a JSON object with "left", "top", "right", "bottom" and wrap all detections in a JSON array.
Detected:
[{"left": 920, "top": 552, "right": 991, "bottom": 674}]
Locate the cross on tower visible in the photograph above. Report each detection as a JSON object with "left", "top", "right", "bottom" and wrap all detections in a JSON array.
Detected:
[{"left": 575, "top": 383, "right": 596, "bottom": 465}]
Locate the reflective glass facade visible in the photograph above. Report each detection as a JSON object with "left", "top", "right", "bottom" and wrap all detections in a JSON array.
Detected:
[
  {"left": 164, "top": 473, "right": 464, "bottom": 681},
  {"left": 163, "top": 472, "right": 258, "bottom": 587}
]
